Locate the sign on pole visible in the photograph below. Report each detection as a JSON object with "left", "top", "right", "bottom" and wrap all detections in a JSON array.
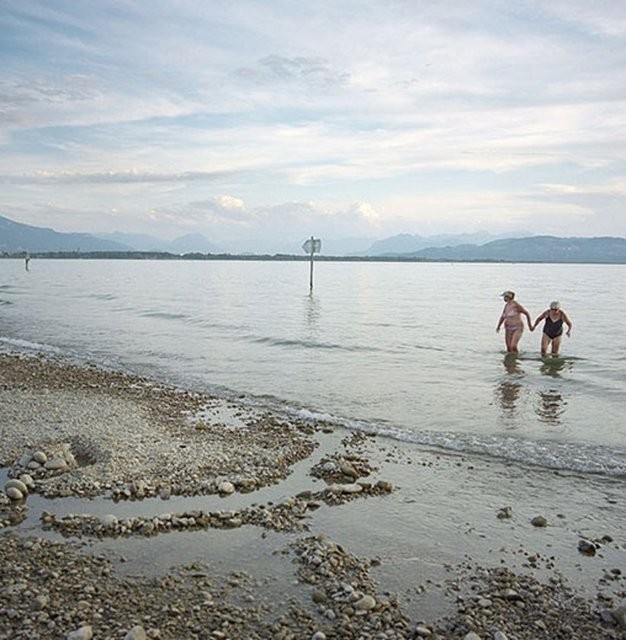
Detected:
[{"left": 302, "top": 236, "right": 321, "bottom": 290}]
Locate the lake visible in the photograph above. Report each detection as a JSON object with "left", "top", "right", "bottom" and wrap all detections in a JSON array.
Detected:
[{"left": 1, "top": 258, "right": 625, "bottom": 476}]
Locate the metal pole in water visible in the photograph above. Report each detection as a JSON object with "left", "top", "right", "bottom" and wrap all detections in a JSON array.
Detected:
[
  {"left": 302, "top": 236, "right": 321, "bottom": 291},
  {"left": 309, "top": 235, "right": 314, "bottom": 291}
]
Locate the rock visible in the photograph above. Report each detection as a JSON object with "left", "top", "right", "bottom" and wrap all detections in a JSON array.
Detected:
[
  {"left": 611, "top": 605, "right": 626, "bottom": 629},
  {"left": 6, "top": 486, "right": 24, "bottom": 500},
  {"left": 496, "top": 506, "right": 512, "bottom": 519},
  {"left": 339, "top": 461, "right": 358, "bottom": 478},
  {"left": 5, "top": 478, "right": 29, "bottom": 495},
  {"left": 19, "top": 473, "right": 35, "bottom": 489},
  {"left": 464, "top": 633, "right": 482, "bottom": 640},
  {"left": 33, "top": 594, "right": 49, "bottom": 610},
  {"left": 311, "top": 589, "right": 327, "bottom": 604},
  {"left": 32, "top": 450, "right": 48, "bottom": 464},
  {"left": 577, "top": 539, "right": 597, "bottom": 556},
  {"left": 415, "top": 624, "right": 432, "bottom": 636},
  {"left": 45, "top": 458, "right": 69, "bottom": 471},
  {"left": 67, "top": 625, "right": 93, "bottom": 640},
  {"left": 531, "top": 515, "right": 547, "bottom": 527},
  {"left": 311, "top": 632, "right": 326, "bottom": 640},
  {"left": 376, "top": 480, "right": 393, "bottom": 492},
  {"left": 354, "top": 594, "right": 376, "bottom": 611},
  {"left": 218, "top": 481, "right": 235, "bottom": 495},
  {"left": 494, "top": 632, "right": 509, "bottom": 640},
  {"left": 124, "top": 625, "right": 147, "bottom": 640},
  {"left": 100, "top": 514, "right": 118, "bottom": 529}
]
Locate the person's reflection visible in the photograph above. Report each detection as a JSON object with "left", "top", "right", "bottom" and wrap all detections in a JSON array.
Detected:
[
  {"left": 497, "top": 354, "right": 523, "bottom": 416},
  {"left": 536, "top": 357, "right": 571, "bottom": 424},
  {"left": 536, "top": 389, "right": 565, "bottom": 424}
]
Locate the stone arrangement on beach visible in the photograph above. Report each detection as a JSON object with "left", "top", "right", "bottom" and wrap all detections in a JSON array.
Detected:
[{"left": 1, "top": 351, "right": 625, "bottom": 640}]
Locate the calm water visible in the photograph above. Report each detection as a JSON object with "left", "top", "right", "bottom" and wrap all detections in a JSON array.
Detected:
[{"left": 1, "top": 258, "right": 625, "bottom": 476}]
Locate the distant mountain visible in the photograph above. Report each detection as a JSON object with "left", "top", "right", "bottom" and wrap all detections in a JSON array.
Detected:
[
  {"left": 94, "top": 231, "right": 169, "bottom": 252},
  {"left": 0, "top": 214, "right": 131, "bottom": 252},
  {"left": 167, "top": 233, "right": 221, "bottom": 254},
  {"left": 403, "top": 236, "right": 626, "bottom": 263},
  {"left": 95, "top": 231, "right": 221, "bottom": 254},
  {"left": 362, "top": 231, "right": 526, "bottom": 256}
]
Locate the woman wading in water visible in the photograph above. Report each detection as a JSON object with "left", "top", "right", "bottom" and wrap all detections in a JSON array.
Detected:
[
  {"left": 532, "top": 301, "right": 572, "bottom": 357},
  {"left": 496, "top": 290, "right": 533, "bottom": 353}
]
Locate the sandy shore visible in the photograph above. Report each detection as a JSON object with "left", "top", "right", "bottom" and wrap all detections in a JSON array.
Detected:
[{"left": 1, "top": 350, "right": 625, "bottom": 640}]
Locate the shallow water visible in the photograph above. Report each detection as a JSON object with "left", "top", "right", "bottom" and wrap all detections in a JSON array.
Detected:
[{"left": 1, "top": 258, "right": 625, "bottom": 475}]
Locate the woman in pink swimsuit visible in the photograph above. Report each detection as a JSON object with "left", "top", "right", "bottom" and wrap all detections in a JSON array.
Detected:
[{"left": 496, "top": 290, "right": 533, "bottom": 353}]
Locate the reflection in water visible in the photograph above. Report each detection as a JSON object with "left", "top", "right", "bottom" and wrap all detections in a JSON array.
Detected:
[
  {"left": 536, "top": 390, "right": 565, "bottom": 424},
  {"left": 304, "top": 293, "right": 321, "bottom": 331},
  {"left": 539, "top": 356, "right": 572, "bottom": 379},
  {"left": 536, "top": 357, "right": 572, "bottom": 424},
  {"left": 497, "top": 354, "right": 524, "bottom": 417}
]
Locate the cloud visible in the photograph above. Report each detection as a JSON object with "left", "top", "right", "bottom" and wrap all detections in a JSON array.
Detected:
[
  {"left": 0, "top": 169, "right": 234, "bottom": 185},
  {"left": 233, "top": 55, "right": 350, "bottom": 89}
]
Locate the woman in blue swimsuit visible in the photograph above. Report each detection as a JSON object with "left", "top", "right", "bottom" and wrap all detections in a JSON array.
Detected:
[{"left": 532, "top": 301, "right": 572, "bottom": 357}]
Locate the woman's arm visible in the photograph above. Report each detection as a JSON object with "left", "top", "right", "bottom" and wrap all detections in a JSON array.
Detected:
[
  {"left": 562, "top": 311, "right": 573, "bottom": 336},
  {"left": 531, "top": 310, "right": 547, "bottom": 330},
  {"left": 517, "top": 303, "right": 533, "bottom": 330}
]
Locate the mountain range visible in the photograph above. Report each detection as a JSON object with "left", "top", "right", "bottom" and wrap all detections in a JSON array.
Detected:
[{"left": 2, "top": 214, "right": 626, "bottom": 262}]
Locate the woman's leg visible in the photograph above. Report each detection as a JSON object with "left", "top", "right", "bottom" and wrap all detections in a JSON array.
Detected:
[
  {"left": 509, "top": 327, "right": 524, "bottom": 353},
  {"left": 541, "top": 334, "right": 551, "bottom": 357},
  {"left": 551, "top": 335, "right": 563, "bottom": 356}
]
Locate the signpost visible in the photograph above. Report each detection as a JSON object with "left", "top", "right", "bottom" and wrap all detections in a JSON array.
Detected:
[{"left": 302, "top": 236, "right": 321, "bottom": 291}]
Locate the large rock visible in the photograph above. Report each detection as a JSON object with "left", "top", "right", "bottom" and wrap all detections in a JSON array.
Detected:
[
  {"left": 67, "top": 626, "right": 93, "bottom": 640},
  {"left": 5, "top": 479, "right": 29, "bottom": 495}
]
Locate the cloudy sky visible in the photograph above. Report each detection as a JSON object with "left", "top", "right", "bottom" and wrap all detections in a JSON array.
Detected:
[{"left": 2, "top": 1, "right": 626, "bottom": 251}]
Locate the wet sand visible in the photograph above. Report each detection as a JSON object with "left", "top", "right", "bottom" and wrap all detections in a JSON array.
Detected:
[{"left": 1, "top": 350, "right": 625, "bottom": 639}]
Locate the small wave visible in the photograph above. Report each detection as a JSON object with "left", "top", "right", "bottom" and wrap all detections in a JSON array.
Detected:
[
  {"left": 86, "top": 293, "right": 118, "bottom": 301},
  {"left": 141, "top": 311, "right": 190, "bottom": 321},
  {"left": 248, "top": 336, "right": 379, "bottom": 352},
  {"left": 0, "top": 300, "right": 13, "bottom": 306},
  {"left": 0, "top": 337, "right": 63, "bottom": 354},
  {"left": 276, "top": 405, "right": 626, "bottom": 477}
]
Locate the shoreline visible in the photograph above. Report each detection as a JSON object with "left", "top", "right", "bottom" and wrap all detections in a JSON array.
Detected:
[{"left": 1, "top": 350, "right": 625, "bottom": 639}]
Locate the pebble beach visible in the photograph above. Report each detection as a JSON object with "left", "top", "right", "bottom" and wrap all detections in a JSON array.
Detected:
[{"left": 1, "top": 350, "right": 625, "bottom": 640}]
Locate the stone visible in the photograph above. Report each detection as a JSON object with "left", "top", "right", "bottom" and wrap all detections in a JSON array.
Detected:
[
  {"left": 494, "top": 632, "right": 509, "bottom": 640},
  {"left": 464, "top": 633, "right": 482, "bottom": 640},
  {"left": 340, "top": 483, "right": 363, "bottom": 494},
  {"left": 32, "top": 450, "right": 48, "bottom": 464},
  {"left": 531, "top": 515, "right": 547, "bottom": 527},
  {"left": 311, "top": 632, "right": 326, "bottom": 640},
  {"left": 354, "top": 594, "right": 376, "bottom": 611},
  {"left": 339, "top": 461, "right": 358, "bottom": 478},
  {"left": 578, "top": 539, "right": 597, "bottom": 556},
  {"left": 33, "top": 594, "right": 49, "bottom": 610},
  {"left": 19, "top": 473, "right": 35, "bottom": 489},
  {"left": 611, "top": 605, "right": 626, "bottom": 629},
  {"left": 100, "top": 514, "right": 118, "bottom": 529},
  {"left": 44, "top": 458, "right": 69, "bottom": 471},
  {"left": 218, "top": 481, "right": 235, "bottom": 495},
  {"left": 67, "top": 625, "right": 93, "bottom": 640},
  {"left": 415, "top": 624, "right": 432, "bottom": 636},
  {"left": 5, "top": 478, "right": 29, "bottom": 495},
  {"left": 124, "top": 625, "right": 147, "bottom": 640},
  {"left": 6, "top": 486, "right": 24, "bottom": 500}
]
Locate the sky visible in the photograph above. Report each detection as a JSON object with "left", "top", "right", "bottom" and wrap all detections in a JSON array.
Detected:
[{"left": 1, "top": 0, "right": 626, "bottom": 252}]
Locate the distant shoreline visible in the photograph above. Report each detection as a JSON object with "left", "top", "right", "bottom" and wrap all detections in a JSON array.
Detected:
[{"left": 2, "top": 251, "right": 626, "bottom": 264}]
